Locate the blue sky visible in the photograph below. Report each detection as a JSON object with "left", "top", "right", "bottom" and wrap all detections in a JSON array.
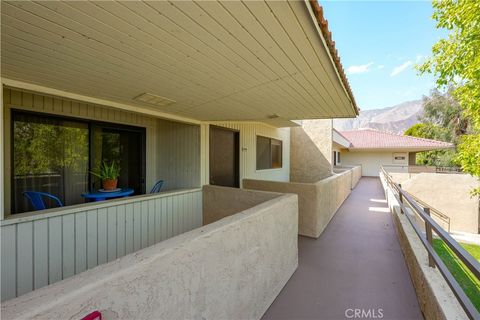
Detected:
[{"left": 321, "top": 1, "right": 447, "bottom": 110}]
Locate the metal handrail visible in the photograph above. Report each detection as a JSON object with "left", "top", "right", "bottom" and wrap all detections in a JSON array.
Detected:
[
  {"left": 380, "top": 166, "right": 451, "bottom": 231},
  {"left": 381, "top": 164, "right": 462, "bottom": 174},
  {"left": 436, "top": 166, "right": 463, "bottom": 174},
  {"left": 407, "top": 193, "right": 451, "bottom": 232},
  {"left": 380, "top": 167, "right": 480, "bottom": 319}
]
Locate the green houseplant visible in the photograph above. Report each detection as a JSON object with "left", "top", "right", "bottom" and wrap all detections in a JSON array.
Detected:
[{"left": 91, "top": 161, "right": 121, "bottom": 191}]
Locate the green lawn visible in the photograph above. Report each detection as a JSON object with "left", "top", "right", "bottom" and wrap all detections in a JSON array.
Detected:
[{"left": 432, "top": 239, "right": 480, "bottom": 312}]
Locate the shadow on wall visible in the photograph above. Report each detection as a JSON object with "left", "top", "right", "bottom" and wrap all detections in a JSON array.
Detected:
[
  {"left": 202, "top": 185, "right": 281, "bottom": 225},
  {"left": 290, "top": 121, "right": 333, "bottom": 183}
]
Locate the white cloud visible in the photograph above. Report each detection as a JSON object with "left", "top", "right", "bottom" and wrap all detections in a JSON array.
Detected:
[
  {"left": 377, "top": 65, "right": 385, "bottom": 69},
  {"left": 390, "top": 61, "right": 412, "bottom": 77},
  {"left": 346, "top": 62, "right": 374, "bottom": 75}
]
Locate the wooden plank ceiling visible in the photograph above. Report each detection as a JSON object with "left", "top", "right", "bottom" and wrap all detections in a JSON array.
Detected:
[{"left": 1, "top": 0, "right": 357, "bottom": 123}]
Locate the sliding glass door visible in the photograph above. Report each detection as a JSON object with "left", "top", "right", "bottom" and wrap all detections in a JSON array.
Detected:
[
  {"left": 12, "top": 111, "right": 146, "bottom": 214},
  {"left": 91, "top": 125, "right": 145, "bottom": 195},
  {"left": 12, "top": 113, "right": 89, "bottom": 213}
]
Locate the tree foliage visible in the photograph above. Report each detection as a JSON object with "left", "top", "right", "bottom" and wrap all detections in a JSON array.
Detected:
[
  {"left": 419, "top": 0, "right": 480, "bottom": 195},
  {"left": 404, "top": 89, "right": 467, "bottom": 167},
  {"left": 14, "top": 120, "right": 89, "bottom": 176},
  {"left": 421, "top": 87, "right": 469, "bottom": 143},
  {"left": 404, "top": 123, "right": 457, "bottom": 167}
]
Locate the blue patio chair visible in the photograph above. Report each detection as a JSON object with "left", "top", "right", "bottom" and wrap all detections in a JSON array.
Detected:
[
  {"left": 150, "top": 180, "right": 164, "bottom": 194},
  {"left": 23, "top": 191, "right": 63, "bottom": 211}
]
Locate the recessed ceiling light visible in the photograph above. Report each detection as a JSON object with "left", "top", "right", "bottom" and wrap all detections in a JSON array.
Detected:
[{"left": 133, "top": 93, "right": 176, "bottom": 107}]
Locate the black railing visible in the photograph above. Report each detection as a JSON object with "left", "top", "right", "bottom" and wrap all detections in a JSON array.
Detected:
[{"left": 381, "top": 167, "right": 480, "bottom": 319}]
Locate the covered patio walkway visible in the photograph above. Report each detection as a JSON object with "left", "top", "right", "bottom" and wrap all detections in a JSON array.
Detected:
[{"left": 262, "top": 177, "right": 422, "bottom": 320}]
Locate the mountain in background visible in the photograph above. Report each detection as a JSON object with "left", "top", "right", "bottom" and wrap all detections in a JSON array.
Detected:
[{"left": 334, "top": 100, "right": 423, "bottom": 134}]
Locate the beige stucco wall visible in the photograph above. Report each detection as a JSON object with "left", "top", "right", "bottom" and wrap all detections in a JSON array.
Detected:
[
  {"left": 341, "top": 150, "right": 409, "bottom": 177},
  {"left": 313, "top": 170, "right": 353, "bottom": 236},
  {"left": 401, "top": 173, "right": 480, "bottom": 234},
  {"left": 334, "top": 165, "right": 362, "bottom": 189},
  {"left": 380, "top": 173, "right": 468, "bottom": 320},
  {"left": 351, "top": 166, "right": 362, "bottom": 187},
  {"left": 408, "top": 165, "right": 436, "bottom": 173},
  {"left": 1, "top": 191, "right": 299, "bottom": 320},
  {"left": 243, "top": 179, "right": 317, "bottom": 237},
  {"left": 244, "top": 167, "right": 359, "bottom": 238},
  {"left": 290, "top": 119, "right": 333, "bottom": 183},
  {"left": 203, "top": 185, "right": 281, "bottom": 225}
]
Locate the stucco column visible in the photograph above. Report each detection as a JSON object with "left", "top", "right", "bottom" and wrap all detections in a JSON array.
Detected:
[{"left": 290, "top": 119, "right": 333, "bottom": 183}]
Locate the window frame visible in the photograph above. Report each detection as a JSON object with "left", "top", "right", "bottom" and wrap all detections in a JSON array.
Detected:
[
  {"left": 392, "top": 152, "right": 407, "bottom": 164},
  {"left": 10, "top": 109, "right": 147, "bottom": 214},
  {"left": 255, "top": 135, "right": 283, "bottom": 170}
]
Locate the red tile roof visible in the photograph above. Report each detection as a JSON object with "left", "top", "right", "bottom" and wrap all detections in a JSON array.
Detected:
[
  {"left": 308, "top": 0, "right": 359, "bottom": 115},
  {"left": 340, "top": 129, "right": 454, "bottom": 150}
]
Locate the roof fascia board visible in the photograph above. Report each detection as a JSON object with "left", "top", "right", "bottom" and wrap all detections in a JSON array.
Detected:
[
  {"left": 333, "top": 130, "right": 351, "bottom": 148},
  {"left": 303, "top": 0, "right": 359, "bottom": 115}
]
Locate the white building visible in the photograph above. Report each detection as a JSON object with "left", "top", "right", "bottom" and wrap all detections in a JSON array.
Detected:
[{"left": 333, "top": 128, "right": 454, "bottom": 176}]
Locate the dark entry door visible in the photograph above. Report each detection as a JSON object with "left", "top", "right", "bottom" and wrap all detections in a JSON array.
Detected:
[{"left": 209, "top": 126, "right": 239, "bottom": 188}]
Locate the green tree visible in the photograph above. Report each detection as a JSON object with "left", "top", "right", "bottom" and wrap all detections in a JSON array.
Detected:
[
  {"left": 421, "top": 87, "right": 469, "bottom": 144},
  {"left": 404, "top": 123, "right": 457, "bottom": 167},
  {"left": 419, "top": 0, "right": 480, "bottom": 195},
  {"left": 404, "top": 88, "right": 467, "bottom": 167},
  {"left": 14, "top": 120, "right": 88, "bottom": 176}
]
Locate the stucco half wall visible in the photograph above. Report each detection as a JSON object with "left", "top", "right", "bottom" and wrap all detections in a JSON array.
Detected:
[
  {"left": 1, "top": 189, "right": 299, "bottom": 320},
  {"left": 334, "top": 165, "right": 362, "bottom": 189},
  {"left": 203, "top": 185, "right": 281, "bottom": 225},
  {"left": 244, "top": 166, "right": 360, "bottom": 238}
]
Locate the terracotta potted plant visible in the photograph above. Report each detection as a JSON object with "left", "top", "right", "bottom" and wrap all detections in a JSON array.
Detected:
[{"left": 91, "top": 161, "right": 121, "bottom": 191}]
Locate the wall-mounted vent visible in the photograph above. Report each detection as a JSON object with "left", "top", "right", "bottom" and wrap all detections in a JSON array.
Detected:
[{"left": 133, "top": 93, "right": 176, "bottom": 107}]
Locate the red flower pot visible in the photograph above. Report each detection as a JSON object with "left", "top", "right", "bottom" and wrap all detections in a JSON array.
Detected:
[{"left": 102, "top": 179, "right": 118, "bottom": 191}]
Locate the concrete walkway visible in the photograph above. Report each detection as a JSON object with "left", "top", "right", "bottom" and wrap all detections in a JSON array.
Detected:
[{"left": 262, "top": 177, "right": 422, "bottom": 320}]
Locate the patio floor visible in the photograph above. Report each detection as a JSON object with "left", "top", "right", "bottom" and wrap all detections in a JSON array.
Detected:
[{"left": 262, "top": 177, "right": 422, "bottom": 320}]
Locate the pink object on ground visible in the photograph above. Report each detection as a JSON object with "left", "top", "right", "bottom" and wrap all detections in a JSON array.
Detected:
[{"left": 81, "top": 311, "right": 102, "bottom": 320}]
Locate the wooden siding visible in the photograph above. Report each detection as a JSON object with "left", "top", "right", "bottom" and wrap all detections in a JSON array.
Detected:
[
  {"left": 2, "top": 87, "right": 202, "bottom": 215},
  {"left": 0, "top": 189, "right": 202, "bottom": 301},
  {"left": 203, "top": 122, "right": 290, "bottom": 185},
  {"left": 0, "top": 87, "right": 4, "bottom": 220},
  {"left": 157, "top": 119, "right": 201, "bottom": 191}
]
